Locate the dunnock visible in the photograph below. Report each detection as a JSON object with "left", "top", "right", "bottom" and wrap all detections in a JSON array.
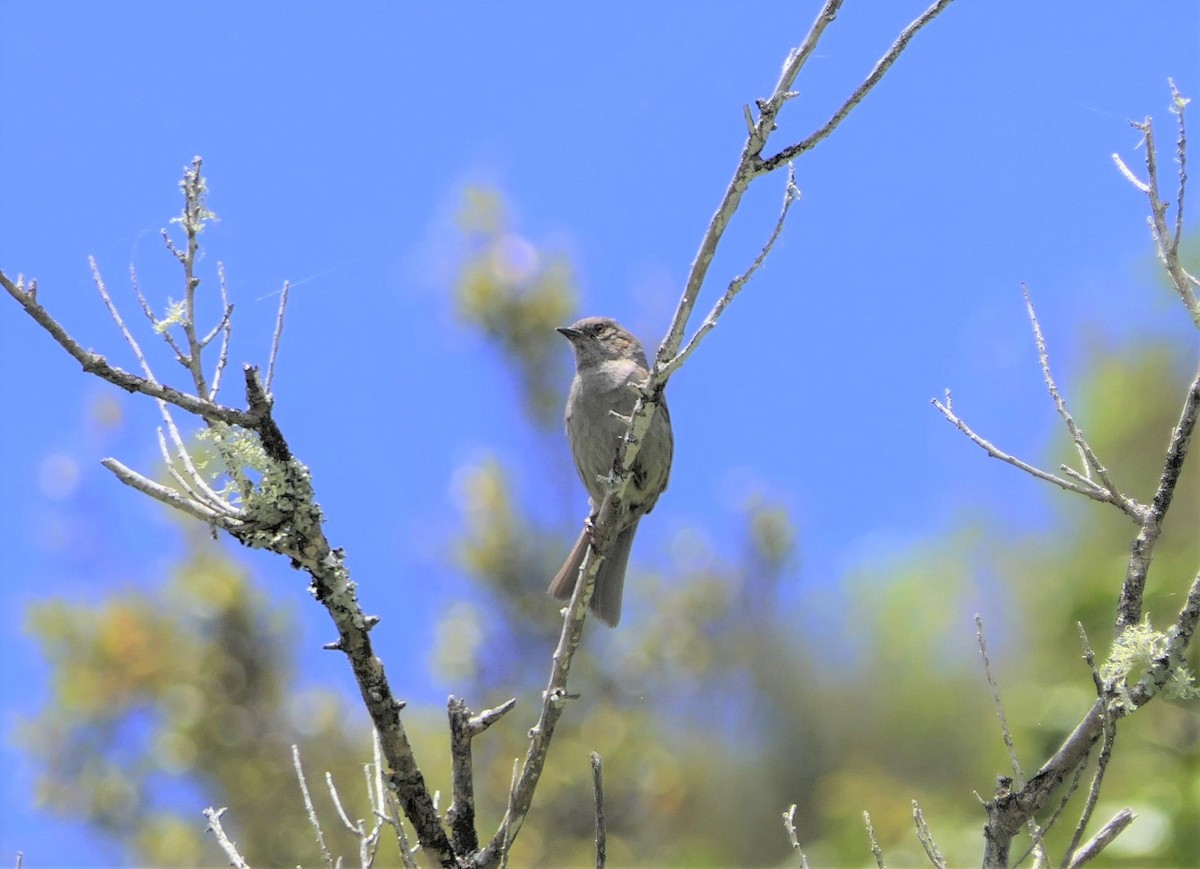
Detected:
[{"left": 548, "top": 316, "right": 673, "bottom": 626}]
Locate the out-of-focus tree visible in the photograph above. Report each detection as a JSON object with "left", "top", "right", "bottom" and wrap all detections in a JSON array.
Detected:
[
  {"left": 19, "top": 188, "right": 1198, "bottom": 867},
  {"left": 20, "top": 519, "right": 419, "bottom": 866}
]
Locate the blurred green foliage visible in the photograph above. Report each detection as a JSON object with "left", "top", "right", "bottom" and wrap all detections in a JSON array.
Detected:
[
  {"left": 21, "top": 189, "right": 1199, "bottom": 867},
  {"left": 22, "top": 527, "right": 379, "bottom": 865}
]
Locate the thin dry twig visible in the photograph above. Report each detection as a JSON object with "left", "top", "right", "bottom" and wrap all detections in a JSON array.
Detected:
[
  {"left": 101, "top": 458, "right": 228, "bottom": 524},
  {"left": 591, "top": 752, "right": 606, "bottom": 869},
  {"left": 266, "top": 280, "right": 290, "bottom": 393},
  {"left": 933, "top": 288, "right": 1145, "bottom": 522},
  {"left": 92, "top": 256, "right": 159, "bottom": 383},
  {"left": 863, "top": 811, "right": 886, "bottom": 869},
  {"left": 204, "top": 807, "right": 251, "bottom": 869},
  {"left": 1021, "top": 285, "right": 1126, "bottom": 505},
  {"left": 131, "top": 264, "right": 189, "bottom": 362},
  {"left": 760, "top": 0, "right": 957, "bottom": 171},
  {"left": 210, "top": 262, "right": 234, "bottom": 398},
  {"left": 1116, "top": 359, "right": 1200, "bottom": 631},
  {"left": 0, "top": 270, "right": 255, "bottom": 426},
  {"left": 1061, "top": 714, "right": 1117, "bottom": 869},
  {"left": 782, "top": 805, "right": 811, "bottom": 869},
  {"left": 447, "top": 696, "right": 517, "bottom": 856},
  {"left": 1112, "top": 88, "right": 1200, "bottom": 327},
  {"left": 665, "top": 164, "right": 800, "bottom": 377},
  {"left": 294, "top": 744, "right": 335, "bottom": 869},
  {"left": 976, "top": 615, "right": 1024, "bottom": 784},
  {"left": 1065, "top": 809, "right": 1136, "bottom": 869},
  {"left": 912, "top": 801, "right": 947, "bottom": 869},
  {"left": 933, "top": 390, "right": 1134, "bottom": 511}
]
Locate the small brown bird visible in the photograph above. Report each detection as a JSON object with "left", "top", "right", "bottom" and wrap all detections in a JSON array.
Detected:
[{"left": 548, "top": 316, "right": 674, "bottom": 626}]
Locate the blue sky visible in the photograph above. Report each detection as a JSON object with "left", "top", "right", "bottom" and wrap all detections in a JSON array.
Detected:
[{"left": 2, "top": 2, "right": 1198, "bottom": 864}]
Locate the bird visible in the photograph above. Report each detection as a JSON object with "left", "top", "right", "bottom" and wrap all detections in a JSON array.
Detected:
[{"left": 548, "top": 316, "right": 674, "bottom": 626}]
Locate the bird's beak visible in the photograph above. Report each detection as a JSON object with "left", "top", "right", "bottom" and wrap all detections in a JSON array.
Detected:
[{"left": 556, "top": 326, "right": 581, "bottom": 340}]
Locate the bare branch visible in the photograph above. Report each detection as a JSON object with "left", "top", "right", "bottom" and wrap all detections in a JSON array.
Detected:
[
  {"left": 656, "top": 0, "right": 953, "bottom": 372},
  {"left": 326, "top": 769, "right": 360, "bottom": 835},
  {"left": 1169, "top": 80, "right": 1188, "bottom": 259},
  {"left": 92, "top": 257, "right": 157, "bottom": 382},
  {"left": 1061, "top": 712, "right": 1117, "bottom": 869},
  {"left": 976, "top": 615, "right": 1023, "bottom": 784},
  {"left": 131, "top": 264, "right": 188, "bottom": 362},
  {"left": 935, "top": 287, "right": 1146, "bottom": 522},
  {"left": 293, "top": 745, "right": 335, "bottom": 869},
  {"left": 782, "top": 805, "right": 811, "bottom": 869},
  {"left": 591, "top": 752, "right": 606, "bottom": 869},
  {"left": 210, "top": 262, "right": 234, "bottom": 399},
  {"left": 932, "top": 391, "right": 1140, "bottom": 517},
  {"left": 1115, "top": 94, "right": 1200, "bottom": 328},
  {"left": 912, "top": 801, "right": 947, "bottom": 869},
  {"left": 203, "top": 807, "right": 251, "bottom": 869},
  {"left": 101, "top": 458, "right": 228, "bottom": 526},
  {"left": 863, "top": 811, "right": 886, "bottom": 869},
  {"left": 1022, "top": 285, "right": 1124, "bottom": 502},
  {"left": 1111, "top": 152, "right": 1148, "bottom": 192},
  {"left": 175, "top": 156, "right": 213, "bottom": 398},
  {"left": 1065, "top": 809, "right": 1136, "bottom": 869},
  {"left": 266, "top": 280, "right": 290, "bottom": 393},
  {"left": 447, "top": 696, "right": 515, "bottom": 855},
  {"left": 665, "top": 165, "right": 800, "bottom": 377},
  {"left": 481, "top": 555, "right": 591, "bottom": 862},
  {"left": 1, "top": 270, "right": 256, "bottom": 426},
  {"left": 1116, "top": 359, "right": 1200, "bottom": 630},
  {"left": 760, "top": 0, "right": 958, "bottom": 172},
  {"left": 497, "top": 759, "right": 520, "bottom": 869}
]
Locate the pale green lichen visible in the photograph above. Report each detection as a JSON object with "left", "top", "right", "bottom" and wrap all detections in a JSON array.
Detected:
[
  {"left": 1101, "top": 615, "right": 1200, "bottom": 704},
  {"left": 155, "top": 298, "right": 187, "bottom": 333}
]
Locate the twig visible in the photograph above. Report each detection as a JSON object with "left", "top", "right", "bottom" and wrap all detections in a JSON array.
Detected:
[
  {"left": 1113, "top": 91, "right": 1200, "bottom": 327},
  {"left": 266, "top": 280, "right": 290, "bottom": 393},
  {"left": 1065, "top": 809, "right": 1136, "bottom": 869},
  {"left": 1021, "top": 285, "right": 1124, "bottom": 504},
  {"left": 760, "top": 0, "right": 958, "bottom": 172},
  {"left": 92, "top": 256, "right": 158, "bottom": 383},
  {"left": 1168, "top": 80, "right": 1188, "bottom": 261},
  {"left": 101, "top": 458, "right": 228, "bottom": 525},
  {"left": 447, "top": 696, "right": 517, "bottom": 855},
  {"left": 0, "top": 270, "right": 255, "bottom": 426},
  {"left": 131, "top": 264, "right": 188, "bottom": 362},
  {"left": 1116, "top": 359, "right": 1200, "bottom": 630},
  {"left": 665, "top": 165, "right": 800, "bottom": 377},
  {"left": 497, "top": 759, "right": 520, "bottom": 869},
  {"left": 912, "top": 801, "right": 946, "bottom": 869},
  {"left": 204, "top": 807, "right": 251, "bottom": 869},
  {"left": 210, "top": 263, "right": 234, "bottom": 399},
  {"left": 657, "top": 0, "right": 954, "bottom": 370},
  {"left": 863, "top": 811, "right": 886, "bottom": 869},
  {"left": 933, "top": 390, "right": 1137, "bottom": 515},
  {"left": 1061, "top": 714, "right": 1117, "bottom": 869},
  {"left": 176, "top": 156, "right": 213, "bottom": 398},
  {"left": 327, "top": 770, "right": 360, "bottom": 835},
  {"left": 590, "top": 753, "right": 606, "bottom": 869},
  {"left": 294, "top": 744, "right": 335, "bottom": 869},
  {"left": 1020, "top": 760, "right": 1088, "bottom": 863},
  {"left": 935, "top": 287, "right": 1146, "bottom": 522},
  {"left": 782, "top": 805, "right": 811, "bottom": 869},
  {"left": 976, "top": 615, "right": 1024, "bottom": 785}
]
